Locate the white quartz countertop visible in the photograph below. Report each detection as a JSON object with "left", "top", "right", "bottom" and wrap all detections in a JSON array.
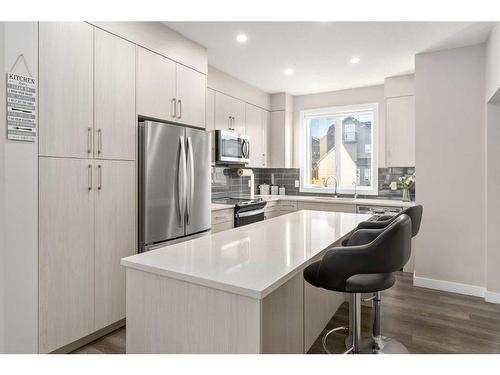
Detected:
[
  {"left": 122, "top": 210, "right": 371, "bottom": 299},
  {"left": 210, "top": 195, "right": 414, "bottom": 211}
]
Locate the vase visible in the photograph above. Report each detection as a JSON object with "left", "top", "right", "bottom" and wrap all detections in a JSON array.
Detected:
[{"left": 402, "top": 188, "right": 411, "bottom": 202}]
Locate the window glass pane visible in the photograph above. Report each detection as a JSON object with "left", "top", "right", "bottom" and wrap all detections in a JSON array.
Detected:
[
  {"left": 339, "top": 114, "right": 373, "bottom": 188},
  {"left": 309, "top": 117, "right": 335, "bottom": 185}
]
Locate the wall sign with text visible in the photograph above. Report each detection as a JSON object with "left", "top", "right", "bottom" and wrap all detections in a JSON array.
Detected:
[{"left": 6, "top": 72, "right": 37, "bottom": 142}]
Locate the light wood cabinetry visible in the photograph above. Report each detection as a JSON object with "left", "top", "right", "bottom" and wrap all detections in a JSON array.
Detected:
[
  {"left": 386, "top": 96, "right": 415, "bottom": 167},
  {"left": 245, "top": 103, "right": 268, "bottom": 167},
  {"left": 94, "top": 160, "right": 136, "bottom": 331},
  {"left": 269, "top": 110, "right": 293, "bottom": 168},
  {"left": 176, "top": 64, "right": 206, "bottom": 128},
  {"left": 39, "top": 158, "right": 95, "bottom": 354},
  {"left": 94, "top": 29, "right": 136, "bottom": 161},
  {"left": 39, "top": 22, "right": 94, "bottom": 158},
  {"left": 384, "top": 74, "right": 415, "bottom": 167},
  {"left": 211, "top": 208, "right": 234, "bottom": 233},
  {"left": 264, "top": 200, "right": 279, "bottom": 220},
  {"left": 136, "top": 46, "right": 206, "bottom": 128},
  {"left": 39, "top": 157, "right": 136, "bottom": 352},
  {"left": 206, "top": 88, "right": 216, "bottom": 131},
  {"left": 214, "top": 91, "right": 246, "bottom": 133},
  {"left": 136, "top": 47, "right": 177, "bottom": 121}
]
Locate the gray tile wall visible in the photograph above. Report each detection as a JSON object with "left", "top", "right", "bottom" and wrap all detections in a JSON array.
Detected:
[{"left": 211, "top": 166, "right": 415, "bottom": 201}]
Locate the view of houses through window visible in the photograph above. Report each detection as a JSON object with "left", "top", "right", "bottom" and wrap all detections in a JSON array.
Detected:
[{"left": 303, "top": 104, "right": 377, "bottom": 194}]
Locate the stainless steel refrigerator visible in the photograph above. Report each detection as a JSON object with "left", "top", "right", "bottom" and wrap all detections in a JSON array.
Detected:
[{"left": 139, "top": 120, "right": 211, "bottom": 252}]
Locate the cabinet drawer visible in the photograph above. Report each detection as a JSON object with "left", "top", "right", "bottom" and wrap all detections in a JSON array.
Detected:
[
  {"left": 279, "top": 200, "right": 298, "bottom": 211},
  {"left": 264, "top": 210, "right": 281, "bottom": 220},
  {"left": 211, "top": 221, "right": 234, "bottom": 234},
  {"left": 211, "top": 208, "right": 234, "bottom": 225},
  {"left": 264, "top": 200, "right": 279, "bottom": 212},
  {"left": 297, "top": 202, "right": 356, "bottom": 213}
]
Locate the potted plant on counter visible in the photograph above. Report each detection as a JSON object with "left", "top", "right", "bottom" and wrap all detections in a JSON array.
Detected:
[{"left": 399, "top": 173, "right": 415, "bottom": 202}]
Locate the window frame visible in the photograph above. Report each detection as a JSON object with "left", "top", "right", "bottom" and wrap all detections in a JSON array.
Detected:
[{"left": 299, "top": 103, "right": 379, "bottom": 195}]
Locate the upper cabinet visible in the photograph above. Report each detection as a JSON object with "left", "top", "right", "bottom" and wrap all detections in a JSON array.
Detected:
[
  {"left": 39, "top": 23, "right": 137, "bottom": 160},
  {"left": 176, "top": 64, "right": 206, "bottom": 129},
  {"left": 206, "top": 88, "right": 216, "bottom": 131},
  {"left": 39, "top": 22, "right": 94, "bottom": 158},
  {"left": 136, "top": 46, "right": 206, "bottom": 129},
  {"left": 214, "top": 91, "right": 246, "bottom": 133},
  {"left": 386, "top": 96, "right": 415, "bottom": 167},
  {"left": 94, "top": 29, "right": 136, "bottom": 161},
  {"left": 384, "top": 75, "right": 415, "bottom": 167},
  {"left": 136, "top": 47, "right": 177, "bottom": 122},
  {"left": 245, "top": 103, "right": 268, "bottom": 167}
]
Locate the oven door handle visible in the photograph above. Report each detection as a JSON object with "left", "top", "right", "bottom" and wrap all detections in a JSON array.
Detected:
[{"left": 235, "top": 208, "right": 265, "bottom": 218}]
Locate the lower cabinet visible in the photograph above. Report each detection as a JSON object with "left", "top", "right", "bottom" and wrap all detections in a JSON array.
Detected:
[
  {"left": 94, "top": 160, "right": 136, "bottom": 330},
  {"left": 39, "top": 157, "right": 136, "bottom": 353},
  {"left": 211, "top": 208, "right": 234, "bottom": 233}
]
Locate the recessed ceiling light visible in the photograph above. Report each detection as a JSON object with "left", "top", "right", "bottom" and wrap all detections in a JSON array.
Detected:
[
  {"left": 236, "top": 34, "right": 248, "bottom": 43},
  {"left": 350, "top": 56, "right": 360, "bottom": 64},
  {"left": 284, "top": 68, "right": 294, "bottom": 76}
]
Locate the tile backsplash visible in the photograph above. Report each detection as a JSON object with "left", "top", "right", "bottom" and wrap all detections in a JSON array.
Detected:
[{"left": 211, "top": 166, "right": 415, "bottom": 201}]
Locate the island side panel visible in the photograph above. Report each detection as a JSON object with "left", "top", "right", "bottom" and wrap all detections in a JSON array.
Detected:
[
  {"left": 126, "top": 268, "right": 261, "bottom": 353},
  {"left": 261, "top": 272, "right": 304, "bottom": 354},
  {"left": 303, "top": 280, "right": 344, "bottom": 352}
]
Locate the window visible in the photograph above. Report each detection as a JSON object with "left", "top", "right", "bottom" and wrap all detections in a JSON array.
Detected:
[{"left": 300, "top": 103, "right": 378, "bottom": 195}]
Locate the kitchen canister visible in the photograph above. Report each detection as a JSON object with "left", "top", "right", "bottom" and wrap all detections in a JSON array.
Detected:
[
  {"left": 279, "top": 186, "right": 286, "bottom": 195},
  {"left": 259, "top": 184, "right": 270, "bottom": 195},
  {"left": 271, "top": 185, "right": 279, "bottom": 195}
]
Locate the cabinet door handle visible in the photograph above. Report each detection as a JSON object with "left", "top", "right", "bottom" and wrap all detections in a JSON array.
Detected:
[
  {"left": 97, "top": 165, "right": 102, "bottom": 190},
  {"left": 172, "top": 98, "right": 177, "bottom": 118},
  {"left": 232, "top": 117, "right": 235, "bottom": 130},
  {"left": 87, "top": 164, "right": 92, "bottom": 191},
  {"left": 177, "top": 99, "right": 182, "bottom": 119},
  {"left": 87, "top": 127, "right": 92, "bottom": 154},
  {"left": 97, "top": 129, "right": 102, "bottom": 155},
  {"left": 228, "top": 116, "right": 232, "bottom": 130}
]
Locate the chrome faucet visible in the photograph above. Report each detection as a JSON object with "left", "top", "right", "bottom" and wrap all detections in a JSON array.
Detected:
[
  {"left": 352, "top": 181, "right": 358, "bottom": 199},
  {"left": 324, "top": 176, "right": 338, "bottom": 197}
]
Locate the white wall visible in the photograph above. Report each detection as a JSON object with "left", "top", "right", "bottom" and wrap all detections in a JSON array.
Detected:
[
  {"left": 485, "top": 23, "right": 500, "bottom": 102},
  {"left": 414, "top": 44, "right": 486, "bottom": 290},
  {"left": 292, "top": 85, "right": 386, "bottom": 169},
  {"left": 0, "top": 22, "right": 5, "bottom": 354},
  {"left": 208, "top": 65, "right": 271, "bottom": 110},
  {"left": 486, "top": 102, "right": 500, "bottom": 299},
  {"left": 0, "top": 22, "right": 38, "bottom": 353}
]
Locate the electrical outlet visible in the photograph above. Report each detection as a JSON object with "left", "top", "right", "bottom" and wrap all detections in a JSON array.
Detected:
[
  {"left": 389, "top": 181, "right": 398, "bottom": 190},
  {"left": 294, "top": 180, "right": 300, "bottom": 188},
  {"left": 248, "top": 180, "right": 251, "bottom": 188}
]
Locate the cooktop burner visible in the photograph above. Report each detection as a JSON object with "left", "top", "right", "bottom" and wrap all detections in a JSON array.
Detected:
[{"left": 212, "top": 196, "right": 264, "bottom": 207}]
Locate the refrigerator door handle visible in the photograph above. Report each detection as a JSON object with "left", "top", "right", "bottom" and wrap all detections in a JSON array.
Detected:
[
  {"left": 178, "top": 136, "right": 187, "bottom": 227},
  {"left": 186, "top": 136, "right": 194, "bottom": 225}
]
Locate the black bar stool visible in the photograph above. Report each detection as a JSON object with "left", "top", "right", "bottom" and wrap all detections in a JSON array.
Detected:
[
  {"left": 344, "top": 205, "right": 423, "bottom": 353},
  {"left": 303, "top": 214, "right": 412, "bottom": 354}
]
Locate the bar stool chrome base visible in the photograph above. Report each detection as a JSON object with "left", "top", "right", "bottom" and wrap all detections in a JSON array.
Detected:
[
  {"left": 372, "top": 335, "right": 409, "bottom": 354},
  {"left": 322, "top": 326, "right": 353, "bottom": 354}
]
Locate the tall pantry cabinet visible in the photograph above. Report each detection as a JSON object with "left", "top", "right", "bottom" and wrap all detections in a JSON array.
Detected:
[{"left": 38, "top": 22, "right": 136, "bottom": 353}]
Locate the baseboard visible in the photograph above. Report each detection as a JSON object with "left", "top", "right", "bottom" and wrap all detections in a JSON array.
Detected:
[
  {"left": 413, "top": 276, "right": 485, "bottom": 298},
  {"left": 485, "top": 290, "right": 500, "bottom": 304},
  {"left": 50, "top": 318, "right": 126, "bottom": 354}
]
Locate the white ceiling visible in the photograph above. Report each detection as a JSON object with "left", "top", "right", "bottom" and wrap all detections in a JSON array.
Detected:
[{"left": 165, "top": 22, "right": 493, "bottom": 96}]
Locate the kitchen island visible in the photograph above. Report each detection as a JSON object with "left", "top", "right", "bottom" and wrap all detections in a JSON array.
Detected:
[{"left": 121, "top": 210, "right": 371, "bottom": 353}]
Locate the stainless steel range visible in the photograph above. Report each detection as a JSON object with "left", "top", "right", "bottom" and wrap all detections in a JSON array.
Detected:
[{"left": 212, "top": 196, "right": 267, "bottom": 227}]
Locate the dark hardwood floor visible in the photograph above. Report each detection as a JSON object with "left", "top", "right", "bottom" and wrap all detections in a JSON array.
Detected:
[{"left": 72, "top": 272, "right": 500, "bottom": 354}]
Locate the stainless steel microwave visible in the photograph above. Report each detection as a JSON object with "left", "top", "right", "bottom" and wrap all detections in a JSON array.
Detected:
[{"left": 214, "top": 130, "right": 250, "bottom": 165}]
